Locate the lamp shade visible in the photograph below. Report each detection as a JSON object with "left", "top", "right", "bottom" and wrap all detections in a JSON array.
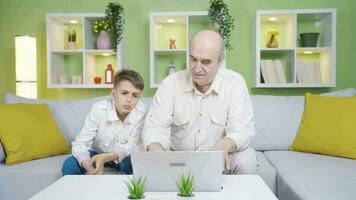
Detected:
[{"left": 15, "top": 35, "right": 37, "bottom": 98}]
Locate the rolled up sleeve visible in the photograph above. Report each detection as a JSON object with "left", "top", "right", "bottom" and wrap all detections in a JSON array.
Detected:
[
  {"left": 142, "top": 77, "right": 174, "bottom": 151},
  {"left": 225, "top": 80, "right": 255, "bottom": 152},
  {"left": 71, "top": 105, "right": 99, "bottom": 165}
]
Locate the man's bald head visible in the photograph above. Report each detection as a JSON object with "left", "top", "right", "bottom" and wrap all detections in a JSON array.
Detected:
[
  {"left": 190, "top": 30, "right": 225, "bottom": 61},
  {"left": 188, "top": 30, "right": 225, "bottom": 93}
]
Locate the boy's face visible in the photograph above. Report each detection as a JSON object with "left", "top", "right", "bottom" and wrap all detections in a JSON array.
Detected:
[{"left": 111, "top": 80, "right": 142, "bottom": 117}]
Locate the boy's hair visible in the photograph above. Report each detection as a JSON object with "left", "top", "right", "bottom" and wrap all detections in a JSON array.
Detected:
[{"left": 113, "top": 69, "right": 144, "bottom": 91}]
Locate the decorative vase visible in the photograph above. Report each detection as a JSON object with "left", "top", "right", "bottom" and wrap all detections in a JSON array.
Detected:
[
  {"left": 300, "top": 32, "right": 320, "bottom": 47},
  {"left": 96, "top": 30, "right": 112, "bottom": 49},
  {"left": 266, "top": 34, "right": 278, "bottom": 48},
  {"left": 67, "top": 41, "right": 77, "bottom": 50}
]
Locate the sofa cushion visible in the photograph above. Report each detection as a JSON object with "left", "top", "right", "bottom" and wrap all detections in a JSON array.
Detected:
[
  {"left": 256, "top": 151, "right": 277, "bottom": 194},
  {"left": 250, "top": 88, "right": 356, "bottom": 151},
  {"left": 291, "top": 94, "right": 356, "bottom": 159},
  {"left": 4, "top": 93, "right": 109, "bottom": 143},
  {"left": 0, "top": 104, "right": 71, "bottom": 165},
  {"left": 264, "top": 151, "right": 356, "bottom": 200}
]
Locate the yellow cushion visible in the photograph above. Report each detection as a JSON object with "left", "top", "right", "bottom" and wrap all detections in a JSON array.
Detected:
[
  {"left": 0, "top": 104, "right": 70, "bottom": 165},
  {"left": 290, "top": 93, "right": 356, "bottom": 159}
]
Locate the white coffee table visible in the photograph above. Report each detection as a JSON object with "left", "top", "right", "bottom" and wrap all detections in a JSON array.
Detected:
[{"left": 30, "top": 175, "right": 277, "bottom": 200}]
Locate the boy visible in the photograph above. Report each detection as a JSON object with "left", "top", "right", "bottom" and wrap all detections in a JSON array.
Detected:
[{"left": 62, "top": 69, "right": 146, "bottom": 175}]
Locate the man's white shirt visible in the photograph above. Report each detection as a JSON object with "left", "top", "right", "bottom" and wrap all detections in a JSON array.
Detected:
[
  {"left": 72, "top": 98, "right": 147, "bottom": 165},
  {"left": 143, "top": 67, "right": 255, "bottom": 151}
]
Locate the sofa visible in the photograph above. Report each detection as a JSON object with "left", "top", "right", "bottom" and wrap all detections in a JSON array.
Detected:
[{"left": 1, "top": 88, "right": 355, "bottom": 200}]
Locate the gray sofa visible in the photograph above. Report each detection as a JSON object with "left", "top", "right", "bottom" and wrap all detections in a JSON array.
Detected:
[{"left": 1, "top": 88, "right": 356, "bottom": 200}]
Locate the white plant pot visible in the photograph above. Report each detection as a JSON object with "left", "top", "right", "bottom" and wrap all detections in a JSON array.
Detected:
[
  {"left": 127, "top": 195, "right": 146, "bottom": 200},
  {"left": 67, "top": 41, "right": 77, "bottom": 50},
  {"left": 176, "top": 194, "right": 195, "bottom": 200}
]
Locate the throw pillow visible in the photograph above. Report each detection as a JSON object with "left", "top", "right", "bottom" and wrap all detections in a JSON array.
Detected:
[
  {"left": 290, "top": 93, "right": 356, "bottom": 159},
  {"left": 0, "top": 103, "right": 71, "bottom": 165}
]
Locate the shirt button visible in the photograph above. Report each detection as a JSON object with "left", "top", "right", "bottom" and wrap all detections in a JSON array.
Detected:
[
  {"left": 199, "top": 113, "right": 202, "bottom": 116},
  {"left": 198, "top": 129, "right": 200, "bottom": 133}
]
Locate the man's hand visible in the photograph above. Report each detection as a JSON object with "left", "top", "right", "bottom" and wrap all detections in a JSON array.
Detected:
[
  {"left": 147, "top": 142, "right": 164, "bottom": 151},
  {"left": 209, "top": 138, "right": 237, "bottom": 171}
]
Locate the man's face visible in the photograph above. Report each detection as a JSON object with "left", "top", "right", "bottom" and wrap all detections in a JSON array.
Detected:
[
  {"left": 111, "top": 80, "right": 142, "bottom": 116},
  {"left": 189, "top": 39, "right": 222, "bottom": 88}
]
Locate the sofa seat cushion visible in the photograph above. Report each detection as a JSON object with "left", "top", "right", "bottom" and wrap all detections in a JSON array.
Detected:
[
  {"left": 256, "top": 151, "right": 277, "bottom": 194},
  {"left": 0, "top": 155, "right": 118, "bottom": 200},
  {"left": 264, "top": 151, "right": 356, "bottom": 200}
]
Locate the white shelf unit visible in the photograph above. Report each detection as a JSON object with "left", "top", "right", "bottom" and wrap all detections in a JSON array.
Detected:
[
  {"left": 47, "top": 13, "right": 124, "bottom": 88},
  {"left": 149, "top": 11, "right": 212, "bottom": 88},
  {"left": 256, "top": 9, "right": 336, "bottom": 88}
]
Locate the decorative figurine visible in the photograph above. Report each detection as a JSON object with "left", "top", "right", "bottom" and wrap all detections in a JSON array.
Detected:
[
  {"left": 267, "top": 29, "right": 279, "bottom": 48},
  {"left": 169, "top": 35, "right": 176, "bottom": 49}
]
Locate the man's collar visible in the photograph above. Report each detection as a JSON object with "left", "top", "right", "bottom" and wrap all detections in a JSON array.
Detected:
[
  {"left": 184, "top": 68, "right": 223, "bottom": 95},
  {"left": 183, "top": 72, "right": 195, "bottom": 92}
]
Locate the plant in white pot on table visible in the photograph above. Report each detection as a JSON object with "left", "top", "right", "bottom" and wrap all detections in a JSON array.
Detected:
[
  {"left": 124, "top": 175, "right": 147, "bottom": 200},
  {"left": 176, "top": 172, "right": 195, "bottom": 200}
]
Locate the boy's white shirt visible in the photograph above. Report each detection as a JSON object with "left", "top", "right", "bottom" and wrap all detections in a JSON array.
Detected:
[{"left": 72, "top": 98, "right": 147, "bottom": 165}]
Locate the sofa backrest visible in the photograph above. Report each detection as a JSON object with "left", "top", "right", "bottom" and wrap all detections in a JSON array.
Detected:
[
  {"left": 4, "top": 93, "right": 154, "bottom": 144},
  {"left": 250, "top": 88, "right": 356, "bottom": 151},
  {"left": 4, "top": 88, "right": 355, "bottom": 151}
]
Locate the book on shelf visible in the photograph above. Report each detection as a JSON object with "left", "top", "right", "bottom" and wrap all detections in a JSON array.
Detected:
[
  {"left": 260, "top": 59, "right": 287, "bottom": 84},
  {"left": 296, "top": 60, "right": 321, "bottom": 83}
]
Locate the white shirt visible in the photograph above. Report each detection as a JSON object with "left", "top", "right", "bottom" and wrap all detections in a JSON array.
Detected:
[
  {"left": 72, "top": 98, "right": 147, "bottom": 165},
  {"left": 143, "top": 67, "right": 255, "bottom": 151}
]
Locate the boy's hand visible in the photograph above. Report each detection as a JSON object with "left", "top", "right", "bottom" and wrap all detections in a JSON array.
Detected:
[
  {"left": 81, "top": 160, "right": 96, "bottom": 174},
  {"left": 91, "top": 152, "right": 119, "bottom": 175}
]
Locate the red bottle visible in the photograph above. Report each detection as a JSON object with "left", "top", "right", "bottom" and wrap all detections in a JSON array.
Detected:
[{"left": 105, "top": 64, "right": 114, "bottom": 84}]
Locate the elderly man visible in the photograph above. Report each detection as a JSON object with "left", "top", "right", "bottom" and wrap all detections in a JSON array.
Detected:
[{"left": 142, "top": 30, "right": 257, "bottom": 174}]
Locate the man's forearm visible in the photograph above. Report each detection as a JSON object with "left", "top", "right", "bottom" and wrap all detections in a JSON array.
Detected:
[{"left": 147, "top": 142, "right": 164, "bottom": 151}]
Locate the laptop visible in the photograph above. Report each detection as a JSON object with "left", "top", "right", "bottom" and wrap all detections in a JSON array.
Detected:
[{"left": 131, "top": 151, "right": 223, "bottom": 192}]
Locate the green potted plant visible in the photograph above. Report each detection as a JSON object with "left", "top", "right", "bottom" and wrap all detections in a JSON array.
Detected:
[
  {"left": 93, "top": 19, "right": 112, "bottom": 49},
  {"left": 124, "top": 175, "right": 147, "bottom": 199},
  {"left": 208, "top": 0, "right": 235, "bottom": 51},
  {"left": 105, "top": 1, "right": 125, "bottom": 51},
  {"left": 176, "top": 172, "right": 195, "bottom": 199},
  {"left": 66, "top": 26, "right": 77, "bottom": 50}
]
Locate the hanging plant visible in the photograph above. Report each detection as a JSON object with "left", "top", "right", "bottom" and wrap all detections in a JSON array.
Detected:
[
  {"left": 208, "top": 0, "right": 235, "bottom": 51},
  {"left": 105, "top": 1, "right": 125, "bottom": 51}
]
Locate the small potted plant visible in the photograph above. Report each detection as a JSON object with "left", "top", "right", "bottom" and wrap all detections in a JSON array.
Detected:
[
  {"left": 208, "top": 0, "right": 235, "bottom": 51},
  {"left": 176, "top": 172, "right": 195, "bottom": 199},
  {"left": 66, "top": 26, "right": 77, "bottom": 50},
  {"left": 124, "top": 175, "right": 147, "bottom": 200},
  {"left": 93, "top": 19, "right": 112, "bottom": 49}
]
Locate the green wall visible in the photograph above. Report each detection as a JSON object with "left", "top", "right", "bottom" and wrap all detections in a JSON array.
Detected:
[{"left": 0, "top": 0, "right": 355, "bottom": 101}]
